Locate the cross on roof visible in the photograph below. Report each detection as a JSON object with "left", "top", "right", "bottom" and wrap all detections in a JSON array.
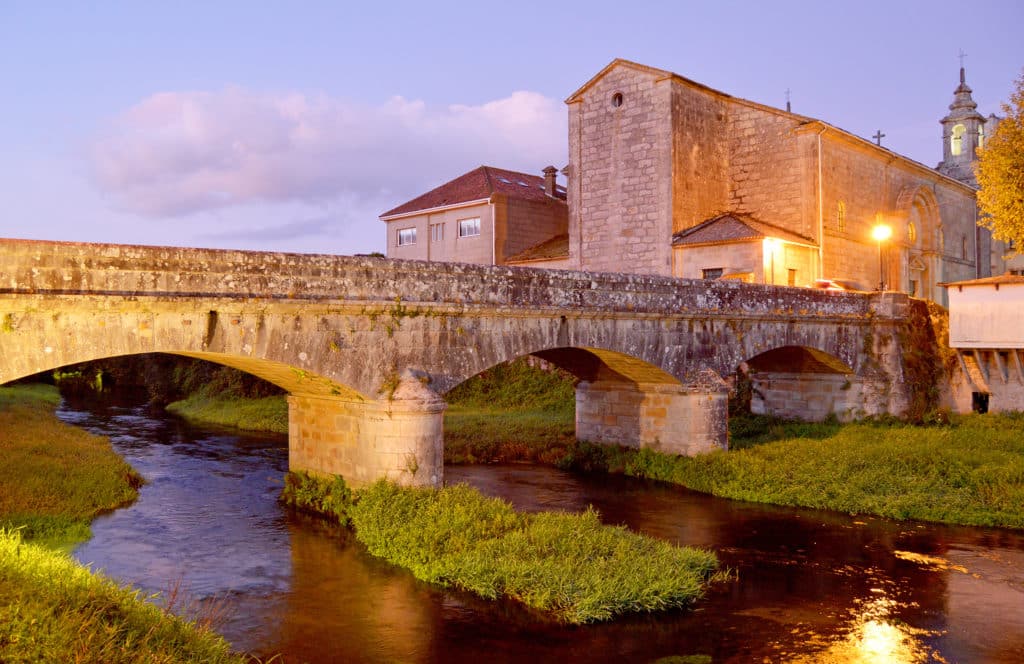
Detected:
[
  {"left": 959, "top": 49, "right": 968, "bottom": 68},
  {"left": 873, "top": 129, "right": 886, "bottom": 146},
  {"left": 785, "top": 88, "right": 791, "bottom": 112}
]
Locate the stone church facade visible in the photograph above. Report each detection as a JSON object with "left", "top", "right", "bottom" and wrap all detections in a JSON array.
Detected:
[{"left": 562, "top": 59, "right": 1002, "bottom": 303}]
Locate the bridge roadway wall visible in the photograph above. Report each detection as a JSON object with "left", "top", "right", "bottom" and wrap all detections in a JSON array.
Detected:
[{"left": 1, "top": 239, "right": 915, "bottom": 487}]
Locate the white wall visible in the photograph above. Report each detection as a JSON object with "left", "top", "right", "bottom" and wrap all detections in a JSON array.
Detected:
[{"left": 947, "top": 283, "right": 1024, "bottom": 348}]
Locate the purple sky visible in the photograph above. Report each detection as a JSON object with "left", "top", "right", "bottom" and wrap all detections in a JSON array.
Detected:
[{"left": 1, "top": 1, "right": 1021, "bottom": 256}]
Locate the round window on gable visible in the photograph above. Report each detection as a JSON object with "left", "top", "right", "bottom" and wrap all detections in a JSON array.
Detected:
[{"left": 611, "top": 92, "right": 623, "bottom": 108}]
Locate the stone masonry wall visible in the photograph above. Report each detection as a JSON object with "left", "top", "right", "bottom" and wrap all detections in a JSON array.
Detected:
[
  {"left": 670, "top": 83, "right": 730, "bottom": 232},
  {"left": 569, "top": 65, "right": 673, "bottom": 275},
  {"left": 751, "top": 372, "right": 860, "bottom": 421},
  {"left": 576, "top": 379, "right": 728, "bottom": 455},
  {"left": 288, "top": 372, "right": 445, "bottom": 488},
  {"left": 727, "top": 104, "right": 808, "bottom": 235},
  {"left": 818, "top": 135, "right": 980, "bottom": 299},
  {"left": 497, "top": 195, "right": 568, "bottom": 264}
]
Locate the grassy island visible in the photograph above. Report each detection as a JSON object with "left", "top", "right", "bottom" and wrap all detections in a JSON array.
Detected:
[
  {"left": 281, "top": 471, "right": 722, "bottom": 624},
  {"left": 0, "top": 384, "right": 247, "bottom": 663}
]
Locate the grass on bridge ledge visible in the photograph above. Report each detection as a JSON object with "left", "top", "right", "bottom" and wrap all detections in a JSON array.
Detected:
[{"left": 281, "top": 472, "right": 723, "bottom": 624}]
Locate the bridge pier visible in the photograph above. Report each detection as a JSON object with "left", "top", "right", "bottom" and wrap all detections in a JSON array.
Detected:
[
  {"left": 287, "top": 371, "right": 445, "bottom": 488},
  {"left": 575, "top": 370, "right": 729, "bottom": 455}
]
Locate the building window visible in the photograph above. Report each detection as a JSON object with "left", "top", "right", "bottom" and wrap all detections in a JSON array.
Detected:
[
  {"left": 836, "top": 201, "right": 846, "bottom": 232},
  {"left": 430, "top": 223, "right": 444, "bottom": 243},
  {"left": 397, "top": 227, "right": 416, "bottom": 246},
  {"left": 611, "top": 92, "right": 623, "bottom": 108},
  {"left": 909, "top": 279, "right": 918, "bottom": 297},
  {"left": 961, "top": 235, "right": 968, "bottom": 260},
  {"left": 787, "top": 269, "right": 797, "bottom": 286},
  {"left": 978, "top": 124, "right": 985, "bottom": 149},
  {"left": 702, "top": 268, "right": 723, "bottom": 280},
  {"left": 458, "top": 217, "right": 481, "bottom": 238},
  {"left": 907, "top": 221, "right": 917, "bottom": 244},
  {"left": 951, "top": 124, "right": 966, "bottom": 156}
]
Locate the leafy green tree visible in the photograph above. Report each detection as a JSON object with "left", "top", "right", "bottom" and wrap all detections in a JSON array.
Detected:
[{"left": 976, "top": 71, "right": 1024, "bottom": 248}]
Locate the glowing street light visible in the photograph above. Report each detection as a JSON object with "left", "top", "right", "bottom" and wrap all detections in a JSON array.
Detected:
[
  {"left": 871, "top": 223, "right": 892, "bottom": 291},
  {"left": 763, "top": 237, "right": 781, "bottom": 285}
]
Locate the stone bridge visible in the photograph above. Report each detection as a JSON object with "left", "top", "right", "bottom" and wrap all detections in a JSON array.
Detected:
[{"left": 0, "top": 239, "right": 916, "bottom": 488}]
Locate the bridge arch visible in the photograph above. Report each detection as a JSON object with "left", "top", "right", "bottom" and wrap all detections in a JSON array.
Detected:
[
  {"left": 740, "top": 345, "right": 869, "bottom": 422},
  {"left": 447, "top": 345, "right": 729, "bottom": 457}
]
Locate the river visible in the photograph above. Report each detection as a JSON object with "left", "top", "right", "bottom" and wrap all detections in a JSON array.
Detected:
[{"left": 61, "top": 395, "right": 1024, "bottom": 663}]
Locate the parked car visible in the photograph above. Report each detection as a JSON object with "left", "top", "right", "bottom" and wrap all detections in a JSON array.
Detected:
[{"left": 810, "top": 279, "right": 869, "bottom": 292}]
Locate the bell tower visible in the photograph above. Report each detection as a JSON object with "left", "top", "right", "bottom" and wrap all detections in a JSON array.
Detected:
[{"left": 937, "top": 62, "right": 987, "bottom": 186}]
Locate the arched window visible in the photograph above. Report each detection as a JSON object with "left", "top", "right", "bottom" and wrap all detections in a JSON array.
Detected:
[
  {"left": 836, "top": 201, "right": 846, "bottom": 232},
  {"left": 951, "top": 124, "right": 966, "bottom": 156},
  {"left": 978, "top": 124, "right": 985, "bottom": 149},
  {"left": 907, "top": 221, "right": 917, "bottom": 244}
]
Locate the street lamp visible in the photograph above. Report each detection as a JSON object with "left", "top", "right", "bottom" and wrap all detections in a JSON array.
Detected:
[
  {"left": 871, "top": 223, "right": 892, "bottom": 291},
  {"left": 763, "top": 238, "right": 780, "bottom": 285}
]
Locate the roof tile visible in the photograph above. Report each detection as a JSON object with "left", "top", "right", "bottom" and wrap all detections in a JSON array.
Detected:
[
  {"left": 672, "top": 213, "right": 815, "bottom": 247},
  {"left": 381, "top": 166, "right": 566, "bottom": 219}
]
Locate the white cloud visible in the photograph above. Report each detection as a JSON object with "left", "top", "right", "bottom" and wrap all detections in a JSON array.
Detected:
[{"left": 89, "top": 87, "right": 567, "bottom": 218}]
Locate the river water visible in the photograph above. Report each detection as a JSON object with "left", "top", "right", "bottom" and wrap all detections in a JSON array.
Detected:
[{"left": 61, "top": 395, "right": 1024, "bottom": 663}]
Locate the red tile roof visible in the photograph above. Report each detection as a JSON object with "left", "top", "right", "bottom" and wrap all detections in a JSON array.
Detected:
[
  {"left": 672, "top": 213, "right": 815, "bottom": 247},
  {"left": 380, "top": 166, "right": 566, "bottom": 219},
  {"left": 505, "top": 233, "right": 569, "bottom": 264}
]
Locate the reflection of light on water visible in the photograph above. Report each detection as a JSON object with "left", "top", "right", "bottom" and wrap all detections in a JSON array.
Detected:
[{"left": 789, "top": 595, "right": 946, "bottom": 663}]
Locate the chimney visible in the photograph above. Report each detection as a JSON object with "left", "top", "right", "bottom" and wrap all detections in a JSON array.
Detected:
[{"left": 543, "top": 165, "right": 557, "bottom": 198}]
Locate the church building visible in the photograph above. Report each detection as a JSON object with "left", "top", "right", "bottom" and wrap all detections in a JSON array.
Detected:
[{"left": 561, "top": 59, "right": 1002, "bottom": 303}]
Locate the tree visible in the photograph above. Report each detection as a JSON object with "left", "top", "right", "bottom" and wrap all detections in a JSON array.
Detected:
[{"left": 976, "top": 71, "right": 1024, "bottom": 249}]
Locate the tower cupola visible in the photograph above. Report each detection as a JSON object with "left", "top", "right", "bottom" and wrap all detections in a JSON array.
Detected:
[{"left": 937, "top": 66, "right": 988, "bottom": 185}]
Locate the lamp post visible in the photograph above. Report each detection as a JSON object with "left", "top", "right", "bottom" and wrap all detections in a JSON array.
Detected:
[{"left": 871, "top": 223, "right": 892, "bottom": 291}]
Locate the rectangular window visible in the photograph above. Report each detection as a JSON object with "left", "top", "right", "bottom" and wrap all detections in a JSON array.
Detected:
[
  {"left": 701, "top": 268, "right": 723, "bottom": 280},
  {"left": 458, "top": 217, "right": 481, "bottom": 238},
  {"left": 430, "top": 223, "right": 444, "bottom": 243},
  {"left": 397, "top": 227, "right": 416, "bottom": 246},
  {"left": 787, "top": 268, "right": 797, "bottom": 286}
]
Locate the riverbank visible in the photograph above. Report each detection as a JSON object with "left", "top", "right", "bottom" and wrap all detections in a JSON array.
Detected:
[
  {"left": 0, "top": 384, "right": 142, "bottom": 549},
  {"left": 280, "top": 471, "right": 722, "bottom": 624},
  {"left": 0, "top": 384, "right": 248, "bottom": 663},
  {"left": 564, "top": 413, "right": 1024, "bottom": 529}
]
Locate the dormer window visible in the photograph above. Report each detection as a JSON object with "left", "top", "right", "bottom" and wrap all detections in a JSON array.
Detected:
[{"left": 951, "top": 124, "right": 966, "bottom": 156}]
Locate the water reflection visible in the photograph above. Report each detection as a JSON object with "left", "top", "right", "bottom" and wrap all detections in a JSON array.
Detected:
[{"left": 59, "top": 397, "right": 1024, "bottom": 663}]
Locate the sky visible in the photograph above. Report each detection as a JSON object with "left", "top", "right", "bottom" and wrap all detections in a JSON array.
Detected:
[{"left": 1, "top": 1, "right": 1021, "bottom": 256}]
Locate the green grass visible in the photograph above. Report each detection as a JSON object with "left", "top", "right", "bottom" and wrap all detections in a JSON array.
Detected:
[
  {"left": 0, "top": 384, "right": 249, "bottom": 662},
  {"left": 0, "top": 384, "right": 143, "bottom": 549},
  {"left": 283, "top": 472, "right": 722, "bottom": 624},
  {"left": 443, "top": 358, "right": 577, "bottom": 464},
  {"left": 0, "top": 529, "right": 245, "bottom": 663},
  {"left": 166, "top": 393, "right": 288, "bottom": 434},
  {"left": 444, "top": 405, "right": 575, "bottom": 464},
  {"left": 561, "top": 413, "right": 1024, "bottom": 529}
]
